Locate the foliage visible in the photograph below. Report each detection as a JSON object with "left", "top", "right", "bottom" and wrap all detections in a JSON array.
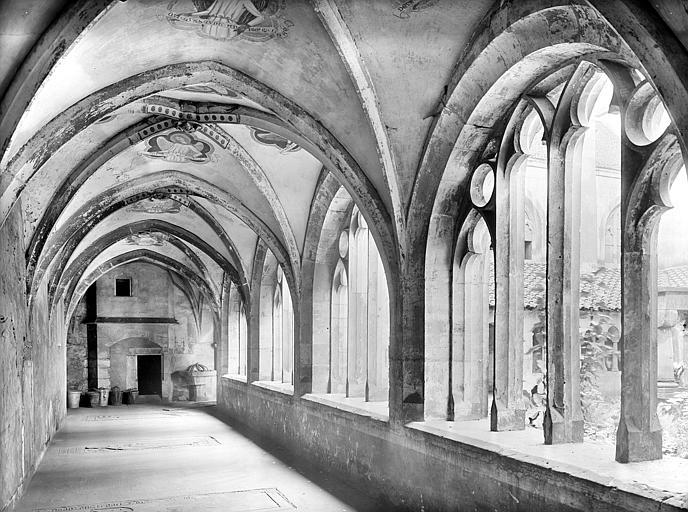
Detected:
[
  {"left": 522, "top": 312, "right": 688, "bottom": 458},
  {"left": 524, "top": 309, "right": 546, "bottom": 428},
  {"left": 658, "top": 391, "right": 688, "bottom": 458},
  {"left": 579, "top": 316, "right": 618, "bottom": 426}
]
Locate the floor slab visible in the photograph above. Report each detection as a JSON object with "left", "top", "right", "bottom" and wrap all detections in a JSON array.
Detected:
[{"left": 15, "top": 403, "right": 384, "bottom": 512}]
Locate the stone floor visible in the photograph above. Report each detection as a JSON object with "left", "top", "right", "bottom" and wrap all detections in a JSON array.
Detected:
[{"left": 15, "top": 403, "right": 386, "bottom": 512}]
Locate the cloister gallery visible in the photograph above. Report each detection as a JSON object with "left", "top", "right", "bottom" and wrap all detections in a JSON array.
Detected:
[{"left": 1, "top": 1, "right": 688, "bottom": 511}]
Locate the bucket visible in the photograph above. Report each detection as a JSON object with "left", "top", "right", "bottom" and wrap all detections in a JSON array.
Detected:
[
  {"left": 123, "top": 388, "right": 138, "bottom": 405},
  {"left": 109, "top": 386, "right": 122, "bottom": 406},
  {"left": 87, "top": 391, "right": 99, "bottom": 408},
  {"left": 67, "top": 390, "right": 81, "bottom": 409},
  {"left": 98, "top": 388, "right": 109, "bottom": 407}
]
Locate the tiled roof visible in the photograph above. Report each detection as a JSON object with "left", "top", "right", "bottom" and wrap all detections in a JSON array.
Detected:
[
  {"left": 488, "top": 262, "right": 621, "bottom": 311},
  {"left": 487, "top": 263, "right": 688, "bottom": 311},
  {"left": 658, "top": 266, "right": 688, "bottom": 289}
]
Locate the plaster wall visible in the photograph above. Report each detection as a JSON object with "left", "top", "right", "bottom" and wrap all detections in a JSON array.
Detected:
[{"left": 0, "top": 203, "right": 65, "bottom": 511}]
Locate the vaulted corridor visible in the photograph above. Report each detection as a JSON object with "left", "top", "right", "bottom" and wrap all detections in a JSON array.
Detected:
[
  {"left": 14, "top": 403, "right": 383, "bottom": 512},
  {"left": 3, "top": 1, "right": 688, "bottom": 511}
]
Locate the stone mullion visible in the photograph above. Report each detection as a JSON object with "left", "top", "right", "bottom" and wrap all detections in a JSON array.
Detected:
[
  {"left": 469, "top": 255, "right": 486, "bottom": 416},
  {"left": 615, "top": 136, "right": 667, "bottom": 462},
  {"left": 543, "top": 123, "right": 584, "bottom": 444},
  {"left": 479, "top": 251, "right": 491, "bottom": 418},
  {"left": 452, "top": 254, "right": 468, "bottom": 418},
  {"left": 507, "top": 166, "right": 525, "bottom": 423},
  {"left": 215, "top": 278, "right": 231, "bottom": 379},
  {"left": 365, "top": 233, "right": 378, "bottom": 401},
  {"left": 538, "top": 85, "right": 585, "bottom": 443},
  {"left": 492, "top": 137, "right": 526, "bottom": 431}
]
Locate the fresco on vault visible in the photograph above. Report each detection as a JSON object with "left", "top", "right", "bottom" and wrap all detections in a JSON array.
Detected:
[
  {"left": 166, "top": 0, "right": 292, "bottom": 41},
  {"left": 250, "top": 128, "right": 300, "bottom": 153},
  {"left": 125, "top": 232, "right": 167, "bottom": 247},
  {"left": 129, "top": 196, "right": 182, "bottom": 214},
  {"left": 178, "top": 83, "right": 240, "bottom": 97},
  {"left": 394, "top": 0, "right": 439, "bottom": 18},
  {"left": 143, "top": 130, "right": 214, "bottom": 164}
]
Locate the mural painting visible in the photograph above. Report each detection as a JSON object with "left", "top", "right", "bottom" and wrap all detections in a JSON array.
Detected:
[
  {"left": 125, "top": 232, "right": 167, "bottom": 247},
  {"left": 143, "top": 130, "right": 214, "bottom": 164},
  {"left": 129, "top": 196, "right": 182, "bottom": 214},
  {"left": 393, "top": 0, "right": 439, "bottom": 19},
  {"left": 166, "top": 0, "right": 292, "bottom": 41},
  {"left": 250, "top": 128, "right": 300, "bottom": 153},
  {"left": 178, "top": 83, "right": 240, "bottom": 97}
]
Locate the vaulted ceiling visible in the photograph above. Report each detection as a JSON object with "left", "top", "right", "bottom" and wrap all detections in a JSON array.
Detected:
[{"left": 1, "top": 0, "right": 687, "bottom": 324}]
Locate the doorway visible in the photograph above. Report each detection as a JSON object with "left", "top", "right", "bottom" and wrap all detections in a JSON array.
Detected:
[{"left": 137, "top": 355, "right": 162, "bottom": 396}]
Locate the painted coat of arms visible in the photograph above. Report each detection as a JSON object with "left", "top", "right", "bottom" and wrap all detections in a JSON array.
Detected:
[
  {"left": 166, "top": 0, "right": 292, "bottom": 41},
  {"left": 143, "top": 130, "right": 214, "bottom": 164}
]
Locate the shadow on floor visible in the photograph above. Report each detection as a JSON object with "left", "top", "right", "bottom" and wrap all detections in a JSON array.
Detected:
[{"left": 175, "top": 403, "right": 399, "bottom": 512}]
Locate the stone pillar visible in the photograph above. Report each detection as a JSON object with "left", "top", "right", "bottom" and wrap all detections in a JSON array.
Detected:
[
  {"left": 543, "top": 124, "right": 584, "bottom": 445},
  {"left": 239, "top": 307, "right": 248, "bottom": 376},
  {"left": 452, "top": 253, "right": 470, "bottom": 418},
  {"left": 247, "top": 268, "right": 261, "bottom": 383},
  {"left": 272, "top": 289, "right": 283, "bottom": 381},
  {"left": 478, "top": 251, "right": 491, "bottom": 417},
  {"left": 228, "top": 289, "right": 240, "bottom": 375},
  {"left": 281, "top": 281, "right": 294, "bottom": 385},
  {"left": 374, "top": 257, "right": 389, "bottom": 402},
  {"left": 347, "top": 225, "right": 368, "bottom": 397},
  {"left": 492, "top": 158, "right": 526, "bottom": 431},
  {"left": 258, "top": 272, "right": 273, "bottom": 381},
  {"left": 615, "top": 133, "right": 664, "bottom": 462},
  {"left": 215, "top": 280, "right": 230, "bottom": 379},
  {"left": 330, "top": 281, "right": 348, "bottom": 393},
  {"left": 425, "top": 213, "right": 453, "bottom": 420},
  {"left": 617, "top": 233, "right": 662, "bottom": 461},
  {"left": 366, "top": 236, "right": 388, "bottom": 401}
]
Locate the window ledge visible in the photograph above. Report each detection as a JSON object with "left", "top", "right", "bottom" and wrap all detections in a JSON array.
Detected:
[
  {"left": 407, "top": 419, "right": 688, "bottom": 504},
  {"left": 302, "top": 393, "right": 389, "bottom": 422},
  {"left": 252, "top": 380, "right": 293, "bottom": 395},
  {"left": 223, "top": 374, "right": 247, "bottom": 383}
]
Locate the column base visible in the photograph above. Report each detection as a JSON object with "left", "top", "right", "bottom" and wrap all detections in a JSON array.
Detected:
[
  {"left": 543, "top": 406, "right": 584, "bottom": 444},
  {"left": 490, "top": 398, "right": 526, "bottom": 431},
  {"left": 615, "top": 417, "right": 662, "bottom": 462}
]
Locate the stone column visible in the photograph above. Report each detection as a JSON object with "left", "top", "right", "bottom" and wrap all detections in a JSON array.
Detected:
[
  {"left": 492, "top": 155, "right": 526, "bottom": 431},
  {"left": 425, "top": 213, "right": 454, "bottom": 420},
  {"left": 452, "top": 253, "right": 470, "bottom": 418},
  {"left": 281, "top": 281, "right": 294, "bottom": 385},
  {"left": 366, "top": 236, "right": 388, "bottom": 402},
  {"left": 228, "top": 289, "right": 240, "bottom": 375},
  {"left": 478, "top": 251, "right": 491, "bottom": 417},
  {"left": 215, "top": 280, "right": 230, "bottom": 379},
  {"left": 330, "top": 281, "right": 348, "bottom": 393},
  {"left": 374, "top": 257, "right": 389, "bottom": 402},
  {"left": 543, "top": 122, "right": 584, "bottom": 445},
  {"left": 247, "top": 261, "right": 262, "bottom": 383},
  {"left": 615, "top": 131, "right": 665, "bottom": 463},
  {"left": 347, "top": 225, "right": 368, "bottom": 397},
  {"left": 617, "top": 228, "right": 662, "bottom": 461}
]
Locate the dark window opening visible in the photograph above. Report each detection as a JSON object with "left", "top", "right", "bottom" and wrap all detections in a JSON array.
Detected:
[
  {"left": 524, "top": 240, "right": 533, "bottom": 260},
  {"left": 115, "top": 278, "right": 132, "bottom": 297}
]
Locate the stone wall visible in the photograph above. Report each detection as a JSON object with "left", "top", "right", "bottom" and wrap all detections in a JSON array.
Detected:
[
  {"left": 218, "top": 378, "right": 683, "bottom": 512},
  {"left": 66, "top": 299, "right": 88, "bottom": 391},
  {"left": 66, "top": 261, "right": 216, "bottom": 401},
  {"left": 0, "top": 203, "right": 66, "bottom": 511}
]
